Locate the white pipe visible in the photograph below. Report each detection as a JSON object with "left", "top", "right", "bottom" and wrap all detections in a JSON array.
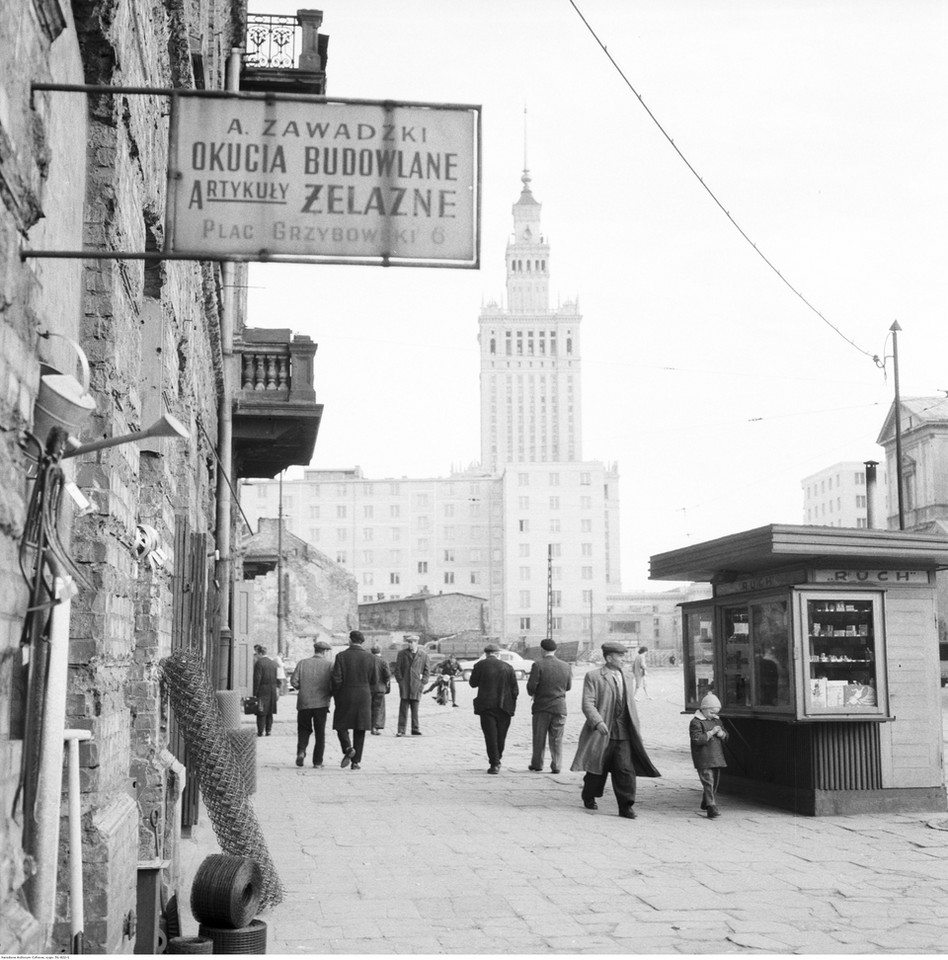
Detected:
[
  {"left": 31, "top": 574, "right": 77, "bottom": 935},
  {"left": 64, "top": 729, "right": 92, "bottom": 953}
]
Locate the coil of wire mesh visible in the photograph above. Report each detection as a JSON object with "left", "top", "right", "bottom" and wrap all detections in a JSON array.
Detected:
[
  {"left": 190, "top": 854, "right": 263, "bottom": 929},
  {"left": 198, "top": 919, "right": 267, "bottom": 954},
  {"left": 215, "top": 690, "right": 243, "bottom": 729}
]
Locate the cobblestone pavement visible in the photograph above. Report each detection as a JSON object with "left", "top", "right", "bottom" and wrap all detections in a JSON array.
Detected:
[{"left": 180, "top": 667, "right": 948, "bottom": 954}]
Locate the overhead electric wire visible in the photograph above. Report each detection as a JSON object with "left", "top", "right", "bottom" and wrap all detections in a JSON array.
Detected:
[{"left": 567, "top": 0, "right": 880, "bottom": 364}]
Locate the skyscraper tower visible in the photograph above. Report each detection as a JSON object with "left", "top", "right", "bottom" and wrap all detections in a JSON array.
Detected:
[{"left": 478, "top": 167, "right": 583, "bottom": 471}]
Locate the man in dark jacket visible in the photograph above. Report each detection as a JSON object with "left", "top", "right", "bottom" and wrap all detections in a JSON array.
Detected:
[
  {"left": 469, "top": 644, "right": 518, "bottom": 774},
  {"left": 331, "top": 630, "right": 379, "bottom": 770},
  {"left": 526, "top": 638, "right": 572, "bottom": 774},
  {"left": 394, "top": 635, "right": 429, "bottom": 736},
  {"left": 291, "top": 639, "right": 333, "bottom": 767}
]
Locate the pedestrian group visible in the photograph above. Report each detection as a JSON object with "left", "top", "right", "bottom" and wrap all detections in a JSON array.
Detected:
[{"left": 272, "top": 633, "right": 727, "bottom": 819}]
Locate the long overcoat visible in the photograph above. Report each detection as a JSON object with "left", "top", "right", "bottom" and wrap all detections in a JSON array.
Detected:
[
  {"left": 569, "top": 665, "right": 661, "bottom": 777},
  {"left": 394, "top": 647, "right": 430, "bottom": 700},
  {"left": 469, "top": 656, "right": 518, "bottom": 716},
  {"left": 331, "top": 644, "right": 379, "bottom": 731},
  {"left": 252, "top": 656, "right": 279, "bottom": 716}
]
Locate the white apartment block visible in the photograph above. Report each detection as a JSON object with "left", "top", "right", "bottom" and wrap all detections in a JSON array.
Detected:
[{"left": 801, "top": 461, "right": 887, "bottom": 528}]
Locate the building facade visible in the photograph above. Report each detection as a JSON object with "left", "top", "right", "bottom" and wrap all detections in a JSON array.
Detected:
[
  {"left": 801, "top": 461, "right": 887, "bottom": 529},
  {"left": 0, "top": 5, "right": 324, "bottom": 952}
]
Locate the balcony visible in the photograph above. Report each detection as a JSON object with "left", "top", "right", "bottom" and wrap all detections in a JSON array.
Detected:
[
  {"left": 233, "top": 328, "right": 323, "bottom": 478},
  {"left": 242, "top": 9, "right": 328, "bottom": 95}
]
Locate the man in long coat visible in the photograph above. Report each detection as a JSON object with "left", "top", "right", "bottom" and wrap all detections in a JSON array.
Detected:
[
  {"left": 470, "top": 643, "right": 519, "bottom": 774},
  {"left": 570, "top": 641, "right": 661, "bottom": 817},
  {"left": 252, "top": 646, "right": 280, "bottom": 738},
  {"left": 331, "top": 630, "right": 379, "bottom": 770},
  {"left": 394, "top": 636, "right": 429, "bottom": 736}
]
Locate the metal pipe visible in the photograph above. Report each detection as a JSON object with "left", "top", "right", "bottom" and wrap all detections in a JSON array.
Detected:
[
  {"left": 29, "top": 574, "right": 77, "bottom": 937},
  {"left": 864, "top": 460, "right": 878, "bottom": 529},
  {"left": 214, "top": 47, "right": 243, "bottom": 689},
  {"left": 64, "top": 729, "right": 92, "bottom": 954}
]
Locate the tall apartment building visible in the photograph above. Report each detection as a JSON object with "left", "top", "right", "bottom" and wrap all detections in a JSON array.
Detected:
[
  {"left": 478, "top": 169, "right": 582, "bottom": 469},
  {"left": 243, "top": 167, "right": 621, "bottom": 648},
  {"left": 801, "top": 461, "right": 887, "bottom": 528}
]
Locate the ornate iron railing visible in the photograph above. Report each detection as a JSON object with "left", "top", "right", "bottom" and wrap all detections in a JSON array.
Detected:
[{"left": 245, "top": 13, "right": 300, "bottom": 69}]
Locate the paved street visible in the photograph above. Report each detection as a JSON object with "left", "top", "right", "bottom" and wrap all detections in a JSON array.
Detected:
[{"left": 180, "top": 667, "right": 948, "bottom": 954}]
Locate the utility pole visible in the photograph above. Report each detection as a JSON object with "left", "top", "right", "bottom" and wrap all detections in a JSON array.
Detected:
[
  {"left": 545, "top": 543, "right": 553, "bottom": 642},
  {"left": 890, "top": 321, "right": 905, "bottom": 530}
]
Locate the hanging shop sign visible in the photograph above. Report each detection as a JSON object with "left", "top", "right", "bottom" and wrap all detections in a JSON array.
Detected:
[{"left": 167, "top": 93, "right": 481, "bottom": 267}]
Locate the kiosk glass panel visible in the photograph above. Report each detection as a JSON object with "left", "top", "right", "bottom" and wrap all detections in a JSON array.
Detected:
[
  {"left": 683, "top": 605, "right": 715, "bottom": 710},
  {"left": 723, "top": 606, "right": 752, "bottom": 707},
  {"left": 752, "top": 599, "right": 792, "bottom": 708}
]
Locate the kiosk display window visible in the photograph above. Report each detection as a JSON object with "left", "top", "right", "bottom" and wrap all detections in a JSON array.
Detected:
[
  {"left": 800, "top": 591, "right": 884, "bottom": 715},
  {"left": 681, "top": 588, "right": 889, "bottom": 720}
]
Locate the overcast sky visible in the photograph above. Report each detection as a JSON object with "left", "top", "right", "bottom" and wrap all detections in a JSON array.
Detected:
[{"left": 245, "top": 0, "right": 948, "bottom": 589}]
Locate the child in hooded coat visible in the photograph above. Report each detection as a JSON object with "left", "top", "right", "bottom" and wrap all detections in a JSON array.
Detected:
[{"left": 689, "top": 693, "right": 728, "bottom": 819}]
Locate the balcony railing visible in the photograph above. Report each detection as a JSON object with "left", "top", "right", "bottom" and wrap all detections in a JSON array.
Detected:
[
  {"left": 245, "top": 13, "right": 300, "bottom": 69},
  {"left": 232, "top": 328, "right": 322, "bottom": 478},
  {"left": 243, "top": 10, "right": 327, "bottom": 92}
]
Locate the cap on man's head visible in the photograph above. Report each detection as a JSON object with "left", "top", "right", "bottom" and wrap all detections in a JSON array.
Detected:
[
  {"left": 540, "top": 638, "right": 557, "bottom": 652},
  {"left": 313, "top": 640, "right": 332, "bottom": 651},
  {"left": 370, "top": 645, "right": 381, "bottom": 654},
  {"left": 484, "top": 643, "right": 500, "bottom": 653},
  {"left": 700, "top": 693, "right": 722, "bottom": 712},
  {"left": 349, "top": 630, "right": 365, "bottom": 644},
  {"left": 601, "top": 641, "right": 627, "bottom": 657}
]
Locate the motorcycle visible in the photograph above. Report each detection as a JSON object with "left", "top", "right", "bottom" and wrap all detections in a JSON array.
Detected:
[{"left": 426, "top": 675, "right": 452, "bottom": 706}]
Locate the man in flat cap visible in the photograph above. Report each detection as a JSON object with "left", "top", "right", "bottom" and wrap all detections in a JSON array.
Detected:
[
  {"left": 394, "top": 635, "right": 429, "bottom": 736},
  {"left": 526, "top": 638, "right": 572, "bottom": 774},
  {"left": 469, "top": 644, "right": 519, "bottom": 774},
  {"left": 291, "top": 639, "right": 334, "bottom": 767},
  {"left": 569, "top": 642, "right": 661, "bottom": 817},
  {"left": 331, "top": 630, "right": 379, "bottom": 770}
]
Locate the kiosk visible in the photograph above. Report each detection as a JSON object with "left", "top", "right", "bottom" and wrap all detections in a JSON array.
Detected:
[{"left": 650, "top": 525, "right": 948, "bottom": 815}]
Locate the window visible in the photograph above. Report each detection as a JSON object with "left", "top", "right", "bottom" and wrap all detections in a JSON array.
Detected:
[
  {"left": 417, "top": 561, "right": 428, "bottom": 573},
  {"left": 443, "top": 549, "right": 455, "bottom": 562},
  {"left": 470, "top": 572, "right": 481, "bottom": 584},
  {"left": 581, "top": 543, "right": 593, "bottom": 557},
  {"left": 363, "top": 505, "right": 374, "bottom": 518},
  {"left": 519, "top": 496, "right": 530, "bottom": 509},
  {"left": 582, "top": 566, "right": 593, "bottom": 579},
  {"left": 549, "top": 496, "right": 560, "bottom": 509},
  {"left": 309, "top": 505, "right": 320, "bottom": 519},
  {"left": 520, "top": 617, "right": 531, "bottom": 630},
  {"left": 417, "top": 516, "right": 429, "bottom": 530},
  {"left": 551, "top": 590, "right": 562, "bottom": 606},
  {"left": 519, "top": 590, "right": 530, "bottom": 607},
  {"left": 444, "top": 571, "right": 455, "bottom": 584},
  {"left": 581, "top": 519, "right": 592, "bottom": 533},
  {"left": 551, "top": 617, "right": 562, "bottom": 630},
  {"left": 580, "top": 496, "right": 591, "bottom": 509},
  {"left": 417, "top": 538, "right": 429, "bottom": 552},
  {"left": 548, "top": 472, "right": 560, "bottom": 486},
  {"left": 444, "top": 503, "right": 455, "bottom": 517},
  {"left": 362, "top": 572, "right": 373, "bottom": 585},
  {"left": 309, "top": 528, "right": 320, "bottom": 543},
  {"left": 337, "top": 528, "right": 347, "bottom": 541},
  {"left": 469, "top": 548, "right": 482, "bottom": 562},
  {"left": 519, "top": 543, "right": 530, "bottom": 557},
  {"left": 444, "top": 526, "right": 456, "bottom": 540},
  {"left": 362, "top": 528, "right": 374, "bottom": 541},
  {"left": 390, "top": 505, "right": 401, "bottom": 518},
  {"left": 549, "top": 543, "right": 561, "bottom": 557},
  {"left": 362, "top": 550, "right": 373, "bottom": 563},
  {"left": 336, "top": 505, "right": 347, "bottom": 519},
  {"left": 390, "top": 573, "right": 400, "bottom": 585},
  {"left": 518, "top": 472, "right": 530, "bottom": 486},
  {"left": 856, "top": 495, "right": 867, "bottom": 508},
  {"left": 549, "top": 519, "right": 561, "bottom": 533},
  {"left": 391, "top": 528, "right": 401, "bottom": 541},
  {"left": 414, "top": 494, "right": 429, "bottom": 508},
  {"left": 519, "top": 519, "right": 529, "bottom": 532},
  {"left": 337, "top": 485, "right": 347, "bottom": 497},
  {"left": 580, "top": 472, "right": 591, "bottom": 485},
  {"left": 519, "top": 566, "right": 530, "bottom": 580},
  {"left": 582, "top": 590, "right": 592, "bottom": 604}
]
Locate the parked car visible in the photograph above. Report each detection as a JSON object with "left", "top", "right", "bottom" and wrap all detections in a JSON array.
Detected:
[{"left": 459, "top": 649, "right": 535, "bottom": 681}]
